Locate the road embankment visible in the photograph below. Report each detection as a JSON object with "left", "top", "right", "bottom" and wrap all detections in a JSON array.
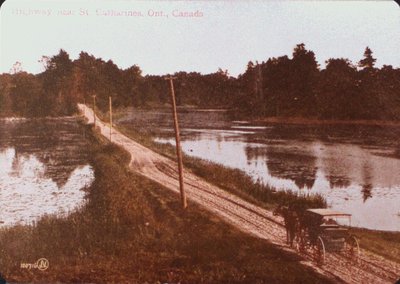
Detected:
[{"left": 79, "top": 104, "right": 400, "bottom": 283}]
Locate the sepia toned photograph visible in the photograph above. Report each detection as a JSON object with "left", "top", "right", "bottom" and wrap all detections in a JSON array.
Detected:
[{"left": 0, "top": 0, "right": 399, "bottom": 283}]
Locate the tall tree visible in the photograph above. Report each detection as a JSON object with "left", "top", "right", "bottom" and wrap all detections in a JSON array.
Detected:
[
  {"left": 317, "top": 58, "right": 359, "bottom": 119},
  {"left": 0, "top": 74, "right": 14, "bottom": 116},
  {"left": 122, "top": 65, "right": 143, "bottom": 107},
  {"left": 234, "top": 61, "right": 262, "bottom": 116},
  {"left": 358, "top": 47, "right": 376, "bottom": 70},
  {"left": 40, "top": 49, "right": 75, "bottom": 115},
  {"left": 264, "top": 56, "right": 291, "bottom": 116},
  {"left": 357, "top": 47, "right": 380, "bottom": 119},
  {"left": 289, "top": 43, "right": 319, "bottom": 116},
  {"left": 73, "top": 52, "right": 100, "bottom": 104},
  {"left": 9, "top": 72, "right": 41, "bottom": 117}
]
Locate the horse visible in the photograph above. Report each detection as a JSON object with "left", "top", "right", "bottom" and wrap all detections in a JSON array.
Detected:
[{"left": 273, "top": 204, "right": 297, "bottom": 247}]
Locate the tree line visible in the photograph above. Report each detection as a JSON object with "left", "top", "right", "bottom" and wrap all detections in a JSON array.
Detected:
[{"left": 1, "top": 44, "right": 399, "bottom": 120}]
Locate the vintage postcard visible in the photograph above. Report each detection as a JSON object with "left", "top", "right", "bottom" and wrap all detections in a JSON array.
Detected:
[{"left": 1, "top": 0, "right": 399, "bottom": 283}]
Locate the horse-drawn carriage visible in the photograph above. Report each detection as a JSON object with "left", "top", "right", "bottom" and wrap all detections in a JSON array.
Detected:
[
  {"left": 275, "top": 206, "right": 360, "bottom": 265},
  {"left": 295, "top": 209, "right": 360, "bottom": 264}
]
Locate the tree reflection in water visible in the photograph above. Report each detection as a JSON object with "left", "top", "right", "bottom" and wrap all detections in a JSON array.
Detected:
[
  {"left": 0, "top": 118, "right": 91, "bottom": 187},
  {"left": 0, "top": 118, "right": 94, "bottom": 226}
]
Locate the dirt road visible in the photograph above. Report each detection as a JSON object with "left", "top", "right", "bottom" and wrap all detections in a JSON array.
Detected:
[{"left": 79, "top": 104, "right": 400, "bottom": 283}]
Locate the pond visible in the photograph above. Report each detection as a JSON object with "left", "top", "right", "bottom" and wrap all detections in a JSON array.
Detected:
[
  {"left": 0, "top": 117, "right": 94, "bottom": 227},
  {"left": 118, "top": 108, "right": 400, "bottom": 231}
]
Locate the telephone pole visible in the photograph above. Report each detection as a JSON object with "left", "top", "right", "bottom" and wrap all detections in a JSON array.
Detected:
[
  {"left": 165, "top": 76, "right": 187, "bottom": 209},
  {"left": 92, "top": 95, "right": 96, "bottom": 127},
  {"left": 109, "top": 96, "right": 112, "bottom": 142}
]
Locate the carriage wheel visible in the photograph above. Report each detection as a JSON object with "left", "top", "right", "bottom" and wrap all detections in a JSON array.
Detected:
[
  {"left": 313, "top": 236, "right": 326, "bottom": 265},
  {"left": 345, "top": 235, "right": 360, "bottom": 262}
]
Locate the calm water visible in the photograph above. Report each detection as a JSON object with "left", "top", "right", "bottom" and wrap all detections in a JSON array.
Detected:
[
  {"left": 0, "top": 118, "right": 94, "bottom": 227},
  {"left": 119, "top": 108, "right": 400, "bottom": 231}
]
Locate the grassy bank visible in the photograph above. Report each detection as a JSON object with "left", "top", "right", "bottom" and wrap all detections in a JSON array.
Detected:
[
  {"left": 0, "top": 123, "right": 333, "bottom": 283},
  {"left": 350, "top": 228, "right": 400, "bottom": 263},
  {"left": 114, "top": 124, "right": 400, "bottom": 265}
]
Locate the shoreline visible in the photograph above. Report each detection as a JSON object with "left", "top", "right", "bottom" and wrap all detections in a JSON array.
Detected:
[
  {"left": 3, "top": 108, "right": 400, "bottom": 127},
  {"left": 256, "top": 116, "right": 400, "bottom": 127}
]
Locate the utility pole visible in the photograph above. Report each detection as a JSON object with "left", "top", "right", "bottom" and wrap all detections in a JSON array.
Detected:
[
  {"left": 92, "top": 95, "right": 96, "bottom": 127},
  {"left": 165, "top": 76, "right": 187, "bottom": 209},
  {"left": 109, "top": 96, "right": 112, "bottom": 142}
]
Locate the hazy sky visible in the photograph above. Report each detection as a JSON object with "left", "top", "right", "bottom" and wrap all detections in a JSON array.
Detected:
[{"left": 1, "top": 0, "right": 399, "bottom": 77}]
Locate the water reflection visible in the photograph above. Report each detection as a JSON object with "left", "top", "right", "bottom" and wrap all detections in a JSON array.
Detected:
[
  {"left": 0, "top": 118, "right": 90, "bottom": 187},
  {"left": 0, "top": 118, "right": 94, "bottom": 227},
  {"left": 361, "top": 162, "right": 373, "bottom": 202},
  {"left": 117, "top": 108, "right": 400, "bottom": 231},
  {"left": 155, "top": 127, "right": 400, "bottom": 231},
  {"left": 0, "top": 148, "right": 94, "bottom": 227},
  {"left": 251, "top": 145, "right": 318, "bottom": 189}
]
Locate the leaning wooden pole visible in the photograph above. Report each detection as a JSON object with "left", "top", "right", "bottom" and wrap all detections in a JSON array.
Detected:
[
  {"left": 109, "top": 96, "right": 112, "bottom": 142},
  {"left": 165, "top": 76, "right": 187, "bottom": 209}
]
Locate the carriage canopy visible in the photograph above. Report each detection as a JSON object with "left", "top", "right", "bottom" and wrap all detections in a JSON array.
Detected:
[
  {"left": 306, "top": 209, "right": 352, "bottom": 226},
  {"left": 306, "top": 209, "right": 351, "bottom": 217}
]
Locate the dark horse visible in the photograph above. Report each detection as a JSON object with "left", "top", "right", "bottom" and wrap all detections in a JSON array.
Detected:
[{"left": 273, "top": 204, "right": 297, "bottom": 247}]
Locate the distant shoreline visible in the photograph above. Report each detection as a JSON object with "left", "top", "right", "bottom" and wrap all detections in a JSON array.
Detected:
[
  {"left": 256, "top": 117, "right": 400, "bottom": 127},
  {"left": 3, "top": 109, "right": 400, "bottom": 128}
]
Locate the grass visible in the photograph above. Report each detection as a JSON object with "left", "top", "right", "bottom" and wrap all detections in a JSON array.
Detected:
[
  {"left": 0, "top": 123, "right": 334, "bottom": 283},
  {"left": 349, "top": 228, "right": 400, "bottom": 263}
]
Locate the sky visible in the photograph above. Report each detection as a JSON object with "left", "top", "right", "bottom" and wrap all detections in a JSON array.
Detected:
[{"left": 0, "top": 0, "right": 399, "bottom": 77}]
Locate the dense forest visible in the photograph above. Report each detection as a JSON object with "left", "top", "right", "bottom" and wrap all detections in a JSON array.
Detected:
[{"left": 1, "top": 44, "right": 400, "bottom": 120}]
